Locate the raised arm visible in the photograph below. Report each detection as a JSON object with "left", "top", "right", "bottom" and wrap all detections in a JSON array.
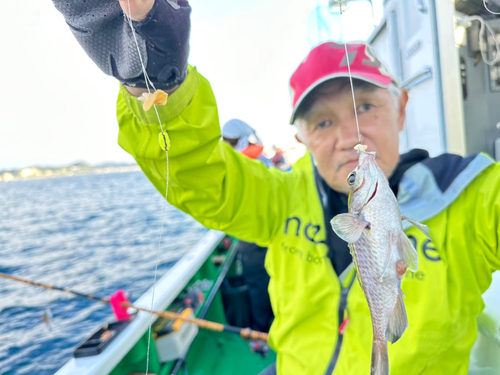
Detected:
[
  {"left": 52, "top": 0, "right": 297, "bottom": 245},
  {"left": 116, "top": 67, "right": 296, "bottom": 245}
]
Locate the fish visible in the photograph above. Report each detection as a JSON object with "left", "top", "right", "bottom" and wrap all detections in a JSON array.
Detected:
[{"left": 331, "top": 146, "right": 429, "bottom": 375}]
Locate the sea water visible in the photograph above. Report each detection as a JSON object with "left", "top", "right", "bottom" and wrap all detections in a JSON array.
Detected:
[{"left": 0, "top": 172, "right": 206, "bottom": 374}]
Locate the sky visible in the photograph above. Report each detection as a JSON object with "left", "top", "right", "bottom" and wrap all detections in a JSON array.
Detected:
[{"left": 0, "top": 0, "right": 377, "bottom": 169}]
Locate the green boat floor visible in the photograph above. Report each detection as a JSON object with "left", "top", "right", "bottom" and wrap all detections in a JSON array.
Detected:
[
  {"left": 160, "top": 330, "right": 276, "bottom": 375},
  {"left": 109, "top": 238, "right": 276, "bottom": 375}
]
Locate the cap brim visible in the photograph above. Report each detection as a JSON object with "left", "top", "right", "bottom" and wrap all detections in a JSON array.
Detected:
[{"left": 289, "top": 72, "right": 393, "bottom": 124}]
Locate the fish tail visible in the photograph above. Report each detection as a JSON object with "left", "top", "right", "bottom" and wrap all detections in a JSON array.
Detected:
[
  {"left": 371, "top": 340, "right": 389, "bottom": 375},
  {"left": 385, "top": 289, "right": 408, "bottom": 343}
]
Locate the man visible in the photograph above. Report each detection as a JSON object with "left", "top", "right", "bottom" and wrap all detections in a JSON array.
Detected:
[{"left": 53, "top": 1, "right": 500, "bottom": 374}]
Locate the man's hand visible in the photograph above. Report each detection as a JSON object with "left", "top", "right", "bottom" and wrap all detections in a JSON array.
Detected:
[
  {"left": 118, "top": 0, "right": 179, "bottom": 95},
  {"left": 118, "top": 0, "right": 155, "bottom": 22},
  {"left": 52, "top": 0, "right": 191, "bottom": 91}
]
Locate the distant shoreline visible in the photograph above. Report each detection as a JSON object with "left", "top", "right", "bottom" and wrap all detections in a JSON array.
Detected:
[{"left": 0, "top": 165, "right": 141, "bottom": 183}]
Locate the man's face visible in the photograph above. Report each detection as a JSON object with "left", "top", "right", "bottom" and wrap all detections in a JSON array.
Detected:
[{"left": 295, "top": 79, "right": 408, "bottom": 194}]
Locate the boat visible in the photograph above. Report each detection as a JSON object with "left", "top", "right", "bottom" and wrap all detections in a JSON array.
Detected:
[
  {"left": 55, "top": 1, "right": 500, "bottom": 373},
  {"left": 55, "top": 230, "right": 276, "bottom": 375}
]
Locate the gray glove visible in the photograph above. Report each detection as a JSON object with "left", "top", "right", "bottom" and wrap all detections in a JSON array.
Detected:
[{"left": 52, "top": 0, "right": 191, "bottom": 90}]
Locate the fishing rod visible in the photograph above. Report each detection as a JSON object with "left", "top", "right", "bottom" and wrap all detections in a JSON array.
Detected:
[{"left": 0, "top": 272, "right": 268, "bottom": 342}]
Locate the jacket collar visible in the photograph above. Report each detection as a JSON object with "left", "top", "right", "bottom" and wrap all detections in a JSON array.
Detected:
[{"left": 398, "top": 152, "right": 494, "bottom": 228}]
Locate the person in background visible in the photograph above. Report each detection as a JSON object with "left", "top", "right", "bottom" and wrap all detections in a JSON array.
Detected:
[
  {"left": 270, "top": 147, "right": 289, "bottom": 171},
  {"left": 222, "top": 119, "right": 275, "bottom": 333},
  {"left": 222, "top": 119, "right": 273, "bottom": 168}
]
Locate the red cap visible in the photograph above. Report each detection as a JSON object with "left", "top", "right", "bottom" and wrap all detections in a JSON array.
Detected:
[{"left": 289, "top": 41, "right": 397, "bottom": 123}]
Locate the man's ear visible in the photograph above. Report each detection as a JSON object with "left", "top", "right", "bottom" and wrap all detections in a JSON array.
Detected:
[
  {"left": 295, "top": 133, "right": 304, "bottom": 144},
  {"left": 397, "top": 89, "right": 409, "bottom": 132}
]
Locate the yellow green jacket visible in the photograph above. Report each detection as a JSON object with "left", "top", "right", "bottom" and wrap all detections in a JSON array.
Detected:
[{"left": 116, "top": 67, "right": 500, "bottom": 375}]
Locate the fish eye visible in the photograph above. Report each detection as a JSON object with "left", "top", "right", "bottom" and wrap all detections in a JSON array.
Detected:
[{"left": 347, "top": 172, "right": 356, "bottom": 186}]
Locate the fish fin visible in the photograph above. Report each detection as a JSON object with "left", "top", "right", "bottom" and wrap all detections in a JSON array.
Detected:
[
  {"left": 385, "top": 289, "right": 408, "bottom": 344},
  {"left": 371, "top": 340, "right": 389, "bottom": 375},
  {"left": 402, "top": 215, "right": 431, "bottom": 239},
  {"left": 379, "top": 232, "right": 395, "bottom": 281},
  {"left": 349, "top": 243, "right": 364, "bottom": 290},
  {"left": 331, "top": 213, "right": 369, "bottom": 243},
  {"left": 397, "top": 231, "right": 418, "bottom": 272}
]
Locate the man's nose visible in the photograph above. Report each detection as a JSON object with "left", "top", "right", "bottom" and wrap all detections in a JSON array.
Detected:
[{"left": 336, "top": 120, "right": 361, "bottom": 150}]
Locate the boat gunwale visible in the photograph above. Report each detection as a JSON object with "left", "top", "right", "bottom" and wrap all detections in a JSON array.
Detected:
[{"left": 55, "top": 229, "right": 225, "bottom": 375}]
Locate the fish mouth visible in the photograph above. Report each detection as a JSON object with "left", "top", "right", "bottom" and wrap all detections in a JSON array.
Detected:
[{"left": 366, "top": 181, "right": 378, "bottom": 205}]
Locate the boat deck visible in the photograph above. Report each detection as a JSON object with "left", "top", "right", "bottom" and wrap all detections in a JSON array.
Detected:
[{"left": 169, "top": 330, "right": 275, "bottom": 375}]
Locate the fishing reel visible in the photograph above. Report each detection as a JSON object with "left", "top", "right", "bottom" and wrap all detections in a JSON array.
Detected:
[{"left": 249, "top": 339, "right": 270, "bottom": 358}]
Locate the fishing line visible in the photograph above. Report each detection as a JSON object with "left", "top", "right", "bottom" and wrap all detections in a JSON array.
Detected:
[
  {"left": 337, "top": 1, "right": 363, "bottom": 147},
  {"left": 124, "top": 1, "right": 171, "bottom": 374}
]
